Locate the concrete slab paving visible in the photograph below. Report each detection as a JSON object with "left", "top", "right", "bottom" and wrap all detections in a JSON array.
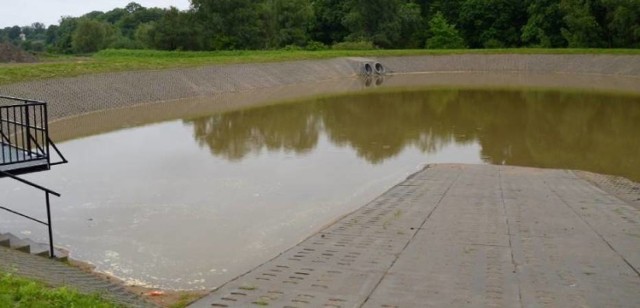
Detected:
[{"left": 190, "top": 164, "right": 640, "bottom": 307}]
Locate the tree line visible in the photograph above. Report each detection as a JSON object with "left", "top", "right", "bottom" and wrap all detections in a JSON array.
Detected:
[{"left": 1, "top": 0, "right": 639, "bottom": 54}]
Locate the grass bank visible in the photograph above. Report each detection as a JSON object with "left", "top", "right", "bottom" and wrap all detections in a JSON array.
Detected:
[
  {"left": 0, "top": 271, "right": 118, "bottom": 307},
  {"left": 1, "top": 48, "right": 639, "bottom": 85}
]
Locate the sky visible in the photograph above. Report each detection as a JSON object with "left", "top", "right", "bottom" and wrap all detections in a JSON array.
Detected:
[{"left": 0, "top": 0, "right": 192, "bottom": 28}]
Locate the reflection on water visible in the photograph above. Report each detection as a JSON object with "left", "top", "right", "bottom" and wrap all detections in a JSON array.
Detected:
[
  {"left": 188, "top": 89, "right": 640, "bottom": 181},
  {"left": 0, "top": 88, "right": 638, "bottom": 291}
]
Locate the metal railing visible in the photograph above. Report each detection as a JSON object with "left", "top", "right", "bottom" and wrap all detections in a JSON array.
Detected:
[
  {"left": 0, "top": 170, "right": 59, "bottom": 258},
  {"left": 0, "top": 95, "right": 50, "bottom": 171},
  {"left": 0, "top": 95, "right": 67, "bottom": 258}
]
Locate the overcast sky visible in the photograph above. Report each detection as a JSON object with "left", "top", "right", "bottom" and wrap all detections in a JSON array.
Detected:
[{"left": 0, "top": 0, "right": 192, "bottom": 28}]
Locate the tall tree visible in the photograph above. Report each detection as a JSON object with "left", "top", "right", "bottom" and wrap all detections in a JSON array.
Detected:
[
  {"left": 560, "top": 0, "right": 606, "bottom": 47},
  {"left": 601, "top": 0, "right": 640, "bottom": 47},
  {"left": 117, "top": 4, "right": 165, "bottom": 39},
  {"left": 343, "top": 0, "right": 406, "bottom": 48},
  {"left": 191, "top": 0, "right": 267, "bottom": 50},
  {"left": 310, "top": 0, "right": 350, "bottom": 45},
  {"left": 148, "top": 7, "right": 203, "bottom": 50},
  {"left": 397, "top": 2, "right": 425, "bottom": 48},
  {"left": 7, "top": 26, "right": 21, "bottom": 41},
  {"left": 425, "top": 0, "right": 464, "bottom": 24},
  {"left": 521, "top": 0, "right": 567, "bottom": 47},
  {"left": 53, "top": 17, "right": 78, "bottom": 53},
  {"left": 426, "top": 11, "right": 466, "bottom": 49},
  {"left": 458, "top": 0, "right": 527, "bottom": 48},
  {"left": 72, "top": 18, "right": 108, "bottom": 53},
  {"left": 263, "top": 0, "right": 314, "bottom": 48}
]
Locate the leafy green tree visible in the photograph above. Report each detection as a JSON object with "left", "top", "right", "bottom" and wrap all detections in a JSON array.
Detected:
[
  {"left": 146, "top": 8, "right": 178, "bottom": 50},
  {"left": 343, "top": 0, "right": 406, "bottom": 48},
  {"left": 192, "top": 0, "right": 267, "bottom": 50},
  {"left": 53, "top": 17, "right": 79, "bottom": 53},
  {"left": 426, "top": 12, "right": 466, "bottom": 49},
  {"left": 263, "top": 0, "right": 314, "bottom": 48},
  {"left": 7, "top": 26, "right": 21, "bottom": 41},
  {"left": 560, "top": 0, "right": 606, "bottom": 47},
  {"left": 134, "top": 22, "right": 155, "bottom": 48},
  {"left": 117, "top": 4, "right": 165, "bottom": 39},
  {"left": 310, "top": 0, "right": 350, "bottom": 45},
  {"left": 100, "top": 8, "right": 127, "bottom": 24},
  {"left": 71, "top": 18, "right": 108, "bottom": 53},
  {"left": 397, "top": 2, "right": 425, "bottom": 48},
  {"left": 45, "top": 25, "right": 59, "bottom": 46},
  {"left": 458, "top": 0, "right": 527, "bottom": 48},
  {"left": 601, "top": 0, "right": 640, "bottom": 47},
  {"left": 424, "top": 0, "right": 464, "bottom": 24},
  {"left": 147, "top": 7, "right": 203, "bottom": 50},
  {"left": 521, "top": 0, "right": 567, "bottom": 47},
  {"left": 82, "top": 11, "right": 105, "bottom": 20},
  {"left": 18, "top": 23, "right": 48, "bottom": 51},
  {"left": 10, "top": 0, "right": 640, "bottom": 52},
  {"left": 30, "top": 22, "right": 47, "bottom": 38},
  {"left": 0, "top": 28, "right": 7, "bottom": 43}
]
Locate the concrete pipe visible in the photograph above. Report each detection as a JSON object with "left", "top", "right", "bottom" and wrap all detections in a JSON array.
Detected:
[
  {"left": 374, "top": 62, "right": 386, "bottom": 75},
  {"left": 363, "top": 63, "right": 373, "bottom": 76}
]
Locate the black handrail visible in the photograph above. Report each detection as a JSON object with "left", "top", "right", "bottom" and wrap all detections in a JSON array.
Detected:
[
  {"left": 1, "top": 102, "right": 50, "bottom": 167},
  {"left": 0, "top": 95, "right": 66, "bottom": 259},
  {"left": 0, "top": 170, "right": 59, "bottom": 258},
  {"left": 0, "top": 95, "right": 46, "bottom": 105}
]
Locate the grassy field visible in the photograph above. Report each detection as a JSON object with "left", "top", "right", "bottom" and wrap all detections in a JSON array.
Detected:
[
  {"left": 0, "top": 271, "right": 118, "bottom": 307},
  {"left": 1, "top": 48, "right": 639, "bottom": 85}
]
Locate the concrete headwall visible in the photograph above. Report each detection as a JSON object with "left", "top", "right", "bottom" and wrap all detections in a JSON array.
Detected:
[{"left": 1, "top": 54, "right": 639, "bottom": 121}]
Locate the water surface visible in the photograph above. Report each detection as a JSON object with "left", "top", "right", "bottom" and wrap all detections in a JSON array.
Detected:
[{"left": 1, "top": 88, "right": 639, "bottom": 290}]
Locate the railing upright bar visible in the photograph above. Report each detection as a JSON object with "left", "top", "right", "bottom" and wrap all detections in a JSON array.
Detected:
[
  {"left": 1, "top": 108, "right": 4, "bottom": 163},
  {"left": 25, "top": 105, "right": 31, "bottom": 155},
  {"left": 15, "top": 107, "right": 20, "bottom": 158},
  {"left": 43, "top": 103, "right": 50, "bottom": 167},
  {"left": 10, "top": 107, "right": 16, "bottom": 162},
  {"left": 20, "top": 106, "right": 27, "bottom": 159},
  {"left": 45, "top": 192, "right": 54, "bottom": 258},
  {"left": 39, "top": 104, "right": 45, "bottom": 155}
]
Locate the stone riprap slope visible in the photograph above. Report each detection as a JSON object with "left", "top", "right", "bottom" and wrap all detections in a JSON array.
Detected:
[
  {"left": 0, "top": 54, "right": 639, "bottom": 121},
  {"left": 383, "top": 54, "right": 640, "bottom": 76},
  {"left": 0, "top": 58, "right": 360, "bottom": 120}
]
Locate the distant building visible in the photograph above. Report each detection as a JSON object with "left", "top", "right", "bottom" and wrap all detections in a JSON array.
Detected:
[{"left": 19, "top": 33, "right": 26, "bottom": 41}]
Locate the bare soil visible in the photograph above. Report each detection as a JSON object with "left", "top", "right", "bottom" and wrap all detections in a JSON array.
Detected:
[{"left": 0, "top": 43, "right": 37, "bottom": 63}]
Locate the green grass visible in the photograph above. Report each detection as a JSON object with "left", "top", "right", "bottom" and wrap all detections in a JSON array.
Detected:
[
  {"left": 1, "top": 48, "right": 639, "bottom": 85},
  {"left": 0, "top": 271, "right": 119, "bottom": 307}
]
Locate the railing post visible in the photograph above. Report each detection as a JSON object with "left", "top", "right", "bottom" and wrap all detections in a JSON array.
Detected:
[
  {"left": 45, "top": 191, "right": 55, "bottom": 259},
  {"left": 25, "top": 104, "right": 32, "bottom": 154}
]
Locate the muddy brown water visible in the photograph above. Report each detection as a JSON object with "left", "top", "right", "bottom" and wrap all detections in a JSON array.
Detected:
[{"left": 1, "top": 87, "right": 639, "bottom": 290}]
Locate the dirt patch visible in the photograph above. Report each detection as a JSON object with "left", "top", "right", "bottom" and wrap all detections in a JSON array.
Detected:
[{"left": 0, "top": 43, "right": 37, "bottom": 63}]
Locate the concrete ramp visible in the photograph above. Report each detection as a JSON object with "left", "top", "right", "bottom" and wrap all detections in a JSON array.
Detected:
[{"left": 191, "top": 164, "right": 640, "bottom": 307}]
